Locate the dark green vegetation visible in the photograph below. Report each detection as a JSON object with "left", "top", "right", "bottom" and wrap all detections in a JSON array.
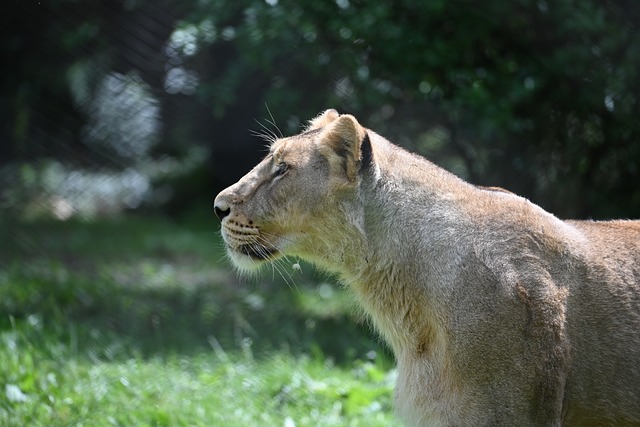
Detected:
[
  {"left": 3, "top": 0, "right": 640, "bottom": 219},
  {"left": 0, "top": 213, "right": 397, "bottom": 425}
]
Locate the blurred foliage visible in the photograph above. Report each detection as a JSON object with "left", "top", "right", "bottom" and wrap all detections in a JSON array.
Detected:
[
  {"left": 0, "top": 214, "right": 396, "bottom": 425},
  {"left": 2, "top": 0, "right": 639, "bottom": 218},
  {"left": 0, "top": 213, "right": 388, "bottom": 361}
]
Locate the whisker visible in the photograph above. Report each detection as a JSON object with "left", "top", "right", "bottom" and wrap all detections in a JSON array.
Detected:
[
  {"left": 250, "top": 122, "right": 277, "bottom": 141},
  {"left": 253, "top": 234, "right": 299, "bottom": 294},
  {"left": 277, "top": 256, "right": 300, "bottom": 293},
  {"left": 272, "top": 256, "right": 299, "bottom": 294},
  {"left": 256, "top": 114, "right": 277, "bottom": 135},
  {"left": 264, "top": 103, "right": 284, "bottom": 138},
  {"left": 253, "top": 119, "right": 279, "bottom": 147},
  {"left": 248, "top": 128, "right": 271, "bottom": 142},
  {"left": 249, "top": 126, "right": 277, "bottom": 150},
  {"left": 256, "top": 233, "right": 302, "bottom": 279},
  {"left": 253, "top": 233, "right": 278, "bottom": 252}
]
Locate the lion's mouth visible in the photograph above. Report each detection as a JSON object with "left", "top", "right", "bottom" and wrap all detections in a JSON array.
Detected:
[
  {"left": 220, "top": 221, "right": 282, "bottom": 263},
  {"left": 238, "top": 243, "right": 278, "bottom": 260}
]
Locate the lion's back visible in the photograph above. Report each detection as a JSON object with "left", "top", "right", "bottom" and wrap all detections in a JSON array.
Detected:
[{"left": 562, "top": 219, "right": 640, "bottom": 424}]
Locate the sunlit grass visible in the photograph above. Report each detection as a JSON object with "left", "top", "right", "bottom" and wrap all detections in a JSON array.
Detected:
[
  {"left": 0, "top": 212, "right": 398, "bottom": 426},
  {"left": 1, "top": 317, "right": 397, "bottom": 426}
]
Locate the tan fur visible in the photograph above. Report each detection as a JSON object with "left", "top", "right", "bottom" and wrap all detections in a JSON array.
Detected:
[{"left": 214, "top": 109, "right": 640, "bottom": 426}]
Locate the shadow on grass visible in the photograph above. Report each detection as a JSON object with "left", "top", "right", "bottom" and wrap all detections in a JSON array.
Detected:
[{"left": 0, "top": 213, "right": 392, "bottom": 366}]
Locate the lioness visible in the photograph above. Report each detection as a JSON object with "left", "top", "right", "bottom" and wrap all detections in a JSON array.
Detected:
[{"left": 214, "top": 110, "right": 640, "bottom": 426}]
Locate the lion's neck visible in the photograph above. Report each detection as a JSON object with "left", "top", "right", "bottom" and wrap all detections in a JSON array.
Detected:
[{"left": 336, "top": 137, "right": 473, "bottom": 355}]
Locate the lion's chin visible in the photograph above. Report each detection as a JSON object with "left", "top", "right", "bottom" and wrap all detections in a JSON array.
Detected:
[
  {"left": 226, "top": 245, "right": 280, "bottom": 273},
  {"left": 226, "top": 249, "right": 265, "bottom": 272}
]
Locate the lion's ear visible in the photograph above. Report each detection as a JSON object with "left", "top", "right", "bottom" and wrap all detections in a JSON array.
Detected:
[
  {"left": 318, "top": 114, "right": 366, "bottom": 182},
  {"left": 307, "top": 109, "right": 340, "bottom": 131}
]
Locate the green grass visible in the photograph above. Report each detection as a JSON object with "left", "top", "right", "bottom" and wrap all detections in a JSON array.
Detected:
[{"left": 0, "top": 211, "right": 399, "bottom": 426}]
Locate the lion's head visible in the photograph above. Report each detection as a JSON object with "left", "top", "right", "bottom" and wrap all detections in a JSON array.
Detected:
[{"left": 214, "top": 109, "right": 371, "bottom": 272}]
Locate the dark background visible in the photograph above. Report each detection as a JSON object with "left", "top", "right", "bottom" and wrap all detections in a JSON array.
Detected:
[{"left": 2, "top": 0, "right": 640, "bottom": 220}]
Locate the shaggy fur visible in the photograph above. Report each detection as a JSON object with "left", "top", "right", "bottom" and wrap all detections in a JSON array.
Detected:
[{"left": 214, "top": 110, "right": 640, "bottom": 426}]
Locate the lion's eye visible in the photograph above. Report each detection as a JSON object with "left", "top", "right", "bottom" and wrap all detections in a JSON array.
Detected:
[{"left": 274, "top": 162, "right": 289, "bottom": 177}]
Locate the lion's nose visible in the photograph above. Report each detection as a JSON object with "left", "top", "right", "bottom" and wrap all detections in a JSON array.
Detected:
[
  {"left": 214, "top": 204, "right": 230, "bottom": 220},
  {"left": 213, "top": 197, "right": 231, "bottom": 220}
]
